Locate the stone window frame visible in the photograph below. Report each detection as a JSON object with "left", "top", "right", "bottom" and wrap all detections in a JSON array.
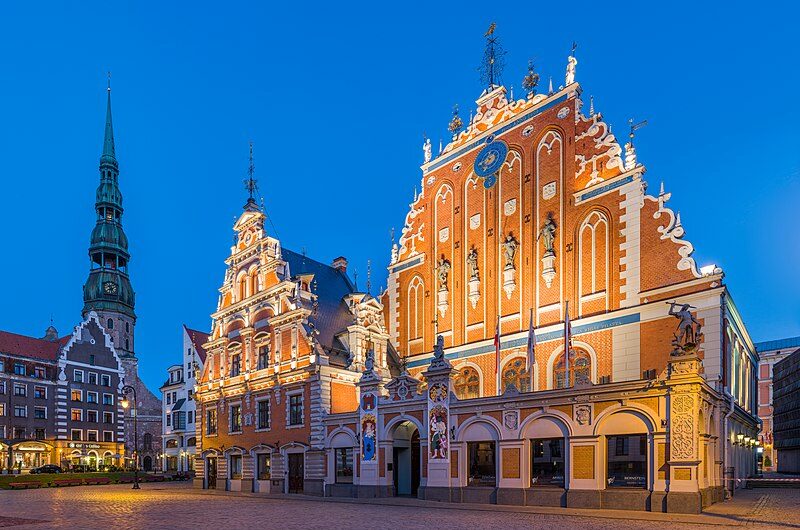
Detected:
[
  {"left": 34, "top": 385, "right": 47, "bottom": 399},
  {"left": 286, "top": 389, "right": 304, "bottom": 429},
  {"left": 87, "top": 409, "right": 99, "bottom": 423},
  {"left": 34, "top": 406, "right": 47, "bottom": 420},
  {"left": 71, "top": 408, "right": 83, "bottom": 422},
  {"left": 88, "top": 372, "right": 98, "bottom": 385},
  {"left": 71, "top": 429, "right": 82, "bottom": 441},
  {"left": 13, "top": 383, "right": 27, "bottom": 397},
  {"left": 71, "top": 389, "right": 82, "bottom": 402},
  {"left": 13, "top": 405, "right": 28, "bottom": 418},
  {"left": 73, "top": 369, "right": 84, "bottom": 383},
  {"left": 102, "top": 393, "right": 114, "bottom": 406},
  {"left": 205, "top": 406, "right": 218, "bottom": 437},
  {"left": 86, "top": 429, "right": 99, "bottom": 442},
  {"left": 228, "top": 402, "right": 243, "bottom": 434},
  {"left": 87, "top": 391, "right": 99, "bottom": 404},
  {"left": 103, "top": 411, "right": 114, "bottom": 424},
  {"left": 103, "top": 431, "right": 114, "bottom": 442},
  {"left": 100, "top": 374, "right": 111, "bottom": 387}
]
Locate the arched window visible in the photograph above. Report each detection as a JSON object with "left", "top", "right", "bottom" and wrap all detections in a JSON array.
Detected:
[
  {"left": 250, "top": 269, "right": 259, "bottom": 296},
  {"left": 578, "top": 211, "right": 609, "bottom": 314},
  {"left": 407, "top": 276, "right": 424, "bottom": 343},
  {"left": 502, "top": 357, "right": 531, "bottom": 393},
  {"left": 554, "top": 349, "right": 592, "bottom": 389},
  {"left": 143, "top": 433, "right": 153, "bottom": 451},
  {"left": 187, "top": 437, "right": 196, "bottom": 446},
  {"left": 107, "top": 318, "right": 114, "bottom": 330},
  {"left": 454, "top": 366, "right": 480, "bottom": 399},
  {"left": 238, "top": 275, "right": 247, "bottom": 301},
  {"left": 166, "top": 439, "right": 178, "bottom": 449}
]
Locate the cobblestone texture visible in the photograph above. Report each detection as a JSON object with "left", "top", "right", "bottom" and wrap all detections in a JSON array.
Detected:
[{"left": 0, "top": 483, "right": 797, "bottom": 529}]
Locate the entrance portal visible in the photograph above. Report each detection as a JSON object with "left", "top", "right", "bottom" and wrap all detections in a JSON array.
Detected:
[{"left": 392, "top": 421, "right": 420, "bottom": 496}]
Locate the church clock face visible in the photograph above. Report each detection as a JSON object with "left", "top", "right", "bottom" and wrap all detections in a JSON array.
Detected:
[{"left": 103, "top": 281, "right": 118, "bottom": 295}]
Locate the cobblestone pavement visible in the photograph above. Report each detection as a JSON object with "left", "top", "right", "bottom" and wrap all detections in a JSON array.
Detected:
[{"left": 0, "top": 483, "right": 797, "bottom": 530}]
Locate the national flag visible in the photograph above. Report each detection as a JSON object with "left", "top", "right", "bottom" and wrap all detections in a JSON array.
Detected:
[
  {"left": 526, "top": 308, "right": 536, "bottom": 373},
  {"left": 493, "top": 315, "right": 501, "bottom": 374}
]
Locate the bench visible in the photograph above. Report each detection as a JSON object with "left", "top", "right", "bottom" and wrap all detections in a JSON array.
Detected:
[
  {"left": 52, "top": 479, "right": 83, "bottom": 487},
  {"left": 85, "top": 477, "right": 111, "bottom": 485},
  {"left": 8, "top": 482, "right": 42, "bottom": 489}
]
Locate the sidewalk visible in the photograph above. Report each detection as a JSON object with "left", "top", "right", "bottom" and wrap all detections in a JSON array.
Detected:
[{"left": 195, "top": 485, "right": 800, "bottom": 527}]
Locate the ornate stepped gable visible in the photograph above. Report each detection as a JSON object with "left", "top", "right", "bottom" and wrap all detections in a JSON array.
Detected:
[{"left": 386, "top": 55, "right": 721, "bottom": 389}]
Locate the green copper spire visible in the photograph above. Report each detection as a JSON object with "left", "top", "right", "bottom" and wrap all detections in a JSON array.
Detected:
[{"left": 83, "top": 81, "right": 136, "bottom": 327}]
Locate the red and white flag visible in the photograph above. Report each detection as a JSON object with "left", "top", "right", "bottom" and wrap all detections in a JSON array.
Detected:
[
  {"left": 493, "top": 315, "right": 501, "bottom": 374},
  {"left": 526, "top": 308, "right": 536, "bottom": 373}
]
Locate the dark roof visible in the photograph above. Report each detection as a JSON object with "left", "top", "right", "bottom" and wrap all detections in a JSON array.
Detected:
[
  {"left": 755, "top": 336, "right": 800, "bottom": 353},
  {"left": 0, "top": 330, "right": 68, "bottom": 362},
  {"left": 171, "top": 398, "right": 186, "bottom": 412},
  {"left": 184, "top": 325, "right": 210, "bottom": 362},
  {"left": 282, "top": 248, "right": 355, "bottom": 351}
]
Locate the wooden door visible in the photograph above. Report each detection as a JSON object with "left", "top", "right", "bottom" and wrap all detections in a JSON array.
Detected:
[
  {"left": 288, "top": 453, "right": 304, "bottom": 493},
  {"left": 207, "top": 458, "right": 217, "bottom": 489}
]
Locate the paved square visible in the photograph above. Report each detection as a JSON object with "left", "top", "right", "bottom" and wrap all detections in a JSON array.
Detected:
[{"left": 0, "top": 483, "right": 797, "bottom": 529}]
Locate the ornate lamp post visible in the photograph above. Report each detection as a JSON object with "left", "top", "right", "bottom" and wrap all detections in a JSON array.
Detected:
[{"left": 120, "top": 385, "right": 140, "bottom": 490}]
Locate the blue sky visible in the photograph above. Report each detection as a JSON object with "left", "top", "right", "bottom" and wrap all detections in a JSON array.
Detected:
[{"left": 1, "top": 2, "right": 798, "bottom": 392}]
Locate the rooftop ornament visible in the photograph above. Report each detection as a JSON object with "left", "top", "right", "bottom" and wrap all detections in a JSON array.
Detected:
[{"left": 522, "top": 60, "right": 540, "bottom": 100}]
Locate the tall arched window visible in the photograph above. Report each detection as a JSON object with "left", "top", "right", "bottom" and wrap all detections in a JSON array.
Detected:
[
  {"left": 238, "top": 275, "right": 247, "bottom": 301},
  {"left": 502, "top": 357, "right": 531, "bottom": 393},
  {"left": 143, "top": 433, "right": 153, "bottom": 451},
  {"left": 554, "top": 349, "right": 592, "bottom": 389},
  {"left": 454, "top": 366, "right": 480, "bottom": 399},
  {"left": 407, "top": 276, "right": 424, "bottom": 343},
  {"left": 578, "top": 211, "right": 609, "bottom": 313},
  {"left": 249, "top": 269, "right": 259, "bottom": 296},
  {"left": 107, "top": 318, "right": 114, "bottom": 330}
]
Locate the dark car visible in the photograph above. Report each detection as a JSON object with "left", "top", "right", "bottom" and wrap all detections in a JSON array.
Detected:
[{"left": 30, "top": 464, "right": 63, "bottom": 474}]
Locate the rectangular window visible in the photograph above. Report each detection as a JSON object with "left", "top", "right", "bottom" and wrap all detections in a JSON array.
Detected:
[
  {"left": 0, "top": 360, "right": 4, "bottom": 372},
  {"left": 34, "top": 428, "right": 45, "bottom": 440},
  {"left": 103, "top": 393, "right": 114, "bottom": 405},
  {"left": 101, "top": 374, "right": 111, "bottom": 387},
  {"left": 166, "top": 413, "right": 171, "bottom": 427},
  {"left": 230, "top": 355, "right": 241, "bottom": 377},
  {"left": 87, "top": 391, "right": 98, "bottom": 404},
  {"left": 89, "top": 355, "right": 95, "bottom": 366},
  {"left": 530, "top": 438, "right": 565, "bottom": 487},
  {"left": 257, "top": 453, "right": 271, "bottom": 480},
  {"left": 34, "top": 386, "right": 46, "bottom": 399},
  {"left": 230, "top": 404, "right": 242, "bottom": 432},
  {"left": 0, "top": 381, "right": 5, "bottom": 394},
  {"left": 13, "top": 383, "right": 26, "bottom": 397},
  {"left": 606, "top": 434, "right": 647, "bottom": 488},
  {"left": 103, "top": 412, "right": 114, "bottom": 424},
  {"left": 289, "top": 394, "right": 303, "bottom": 426},
  {"left": 229, "top": 455, "right": 242, "bottom": 479},
  {"left": 467, "top": 441, "right": 497, "bottom": 486},
  {"left": 0, "top": 403, "right": 4, "bottom": 416},
  {"left": 71, "top": 389, "right": 82, "bottom": 402},
  {"left": 14, "top": 363, "right": 26, "bottom": 376},
  {"left": 166, "top": 393, "right": 171, "bottom": 405},
  {"left": 103, "top": 431, "right": 114, "bottom": 442},
  {"left": 34, "top": 407, "right": 47, "bottom": 419},
  {"left": 74, "top": 370, "right": 84, "bottom": 382},
  {"left": 257, "top": 347, "right": 269, "bottom": 370},
  {"left": 206, "top": 408, "right": 218, "bottom": 435},
  {"left": 257, "top": 400, "right": 270, "bottom": 430},
  {"left": 71, "top": 429, "right": 82, "bottom": 441},
  {"left": 89, "top": 372, "right": 98, "bottom": 385},
  {"left": 34, "top": 366, "right": 46, "bottom": 378},
  {"left": 71, "top": 409, "right": 83, "bottom": 422},
  {"left": 13, "top": 427, "right": 26, "bottom": 439},
  {"left": 14, "top": 405, "right": 27, "bottom": 417},
  {"left": 87, "top": 430, "right": 98, "bottom": 442},
  {"left": 87, "top": 410, "right": 98, "bottom": 423},
  {"left": 188, "top": 410, "right": 194, "bottom": 424},
  {"left": 334, "top": 447, "right": 354, "bottom": 484}
]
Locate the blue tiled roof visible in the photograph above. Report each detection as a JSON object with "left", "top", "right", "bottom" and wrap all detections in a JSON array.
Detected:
[{"left": 755, "top": 336, "right": 800, "bottom": 353}]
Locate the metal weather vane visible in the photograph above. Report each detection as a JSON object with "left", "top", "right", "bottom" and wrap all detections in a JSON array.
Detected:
[
  {"left": 522, "top": 59, "right": 540, "bottom": 98},
  {"left": 244, "top": 141, "right": 259, "bottom": 201},
  {"left": 479, "top": 22, "right": 506, "bottom": 89}
]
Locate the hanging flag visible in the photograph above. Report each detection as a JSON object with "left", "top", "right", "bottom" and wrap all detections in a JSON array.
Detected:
[
  {"left": 493, "top": 315, "right": 501, "bottom": 374},
  {"left": 526, "top": 307, "right": 536, "bottom": 373},
  {"left": 564, "top": 301, "right": 573, "bottom": 386}
]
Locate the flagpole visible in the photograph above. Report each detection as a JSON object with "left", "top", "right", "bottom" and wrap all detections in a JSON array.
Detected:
[
  {"left": 565, "top": 301, "right": 571, "bottom": 388},
  {"left": 527, "top": 307, "right": 535, "bottom": 391}
]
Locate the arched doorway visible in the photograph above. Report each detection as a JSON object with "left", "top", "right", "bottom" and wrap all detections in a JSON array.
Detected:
[
  {"left": 143, "top": 455, "right": 153, "bottom": 472},
  {"left": 392, "top": 421, "right": 420, "bottom": 496},
  {"left": 87, "top": 451, "right": 98, "bottom": 471}
]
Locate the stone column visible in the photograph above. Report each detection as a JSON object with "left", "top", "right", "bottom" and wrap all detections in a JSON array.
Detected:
[
  {"left": 356, "top": 349, "right": 383, "bottom": 497},
  {"left": 665, "top": 352, "right": 705, "bottom": 514},
  {"left": 420, "top": 336, "right": 454, "bottom": 501}
]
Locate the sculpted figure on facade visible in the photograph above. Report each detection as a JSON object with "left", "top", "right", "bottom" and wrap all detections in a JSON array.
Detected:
[
  {"left": 565, "top": 54, "right": 577, "bottom": 85},
  {"left": 423, "top": 136, "right": 432, "bottom": 163},
  {"left": 466, "top": 247, "right": 479, "bottom": 281},
  {"left": 538, "top": 213, "right": 557, "bottom": 255},
  {"left": 502, "top": 233, "right": 519, "bottom": 269},
  {"left": 436, "top": 257, "right": 451, "bottom": 290},
  {"left": 668, "top": 302, "right": 703, "bottom": 355}
]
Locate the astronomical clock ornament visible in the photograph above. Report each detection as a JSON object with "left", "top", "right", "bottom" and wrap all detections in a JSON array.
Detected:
[{"left": 473, "top": 139, "right": 508, "bottom": 188}]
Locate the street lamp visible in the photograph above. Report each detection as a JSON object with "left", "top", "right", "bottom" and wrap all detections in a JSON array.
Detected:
[
  {"left": 120, "top": 385, "right": 140, "bottom": 490},
  {"left": 736, "top": 433, "right": 745, "bottom": 445}
]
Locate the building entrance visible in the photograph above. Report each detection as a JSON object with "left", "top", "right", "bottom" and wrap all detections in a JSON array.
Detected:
[{"left": 392, "top": 422, "right": 420, "bottom": 496}]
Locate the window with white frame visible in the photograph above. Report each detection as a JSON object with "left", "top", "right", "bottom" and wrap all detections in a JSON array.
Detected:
[
  {"left": 257, "top": 399, "right": 270, "bottom": 430},
  {"left": 103, "top": 393, "right": 114, "bottom": 405},
  {"left": 14, "top": 405, "right": 27, "bottom": 417},
  {"left": 71, "top": 429, "right": 82, "bottom": 441},
  {"left": 74, "top": 369, "right": 84, "bottom": 382},
  {"left": 13, "top": 383, "right": 27, "bottom": 397},
  {"left": 34, "top": 407, "right": 47, "bottom": 419},
  {"left": 87, "top": 391, "right": 98, "bottom": 404},
  {"left": 288, "top": 393, "right": 303, "bottom": 426},
  {"left": 230, "top": 404, "right": 242, "bottom": 433},
  {"left": 88, "top": 372, "right": 98, "bottom": 385},
  {"left": 101, "top": 374, "right": 111, "bottom": 387}
]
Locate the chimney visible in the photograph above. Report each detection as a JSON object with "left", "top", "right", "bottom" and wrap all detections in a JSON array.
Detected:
[{"left": 332, "top": 256, "right": 348, "bottom": 273}]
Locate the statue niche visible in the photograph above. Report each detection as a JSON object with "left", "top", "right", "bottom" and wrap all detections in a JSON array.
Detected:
[
  {"left": 466, "top": 246, "right": 480, "bottom": 308},
  {"left": 501, "top": 233, "right": 519, "bottom": 299},
  {"left": 538, "top": 212, "right": 557, "bottom": 288},
  {"left": 436, "top": 256, "right": 451, "bottom": 318}
]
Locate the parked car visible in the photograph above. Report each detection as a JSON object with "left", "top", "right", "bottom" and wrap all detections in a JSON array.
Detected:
[{"left": 30, "top": 464, "right": 63, "bottom": 474}]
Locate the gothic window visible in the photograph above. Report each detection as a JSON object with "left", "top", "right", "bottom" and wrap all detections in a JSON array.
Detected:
[
  {"left": 407, "top": 276, "right": 424, "bottom": 343},
  {"left": 454, "top": 366, "right": 480, "bottom": 399},
  {"left": 502, "top": 357, "right": 531, "bottom": 393},
  {"left": 143, "top": 433, "right": 153, "bottom": 451},
  {"left": 554, "top": 349, "right": 592, "bottom": 389},
  {"left": 107, "top": 318, "right": 114, "bottom": 330},
  {"left": 578, "top": 211, "right": 609, "bottom": 310}
]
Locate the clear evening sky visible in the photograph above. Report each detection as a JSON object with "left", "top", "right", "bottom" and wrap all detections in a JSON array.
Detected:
[{"left": 1, "top": 2, "right": 797, "bottom": 392}]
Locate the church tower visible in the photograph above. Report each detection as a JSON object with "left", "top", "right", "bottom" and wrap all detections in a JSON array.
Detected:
[{"left": 82, "top": 82, "right": 136, "bottom": 358}]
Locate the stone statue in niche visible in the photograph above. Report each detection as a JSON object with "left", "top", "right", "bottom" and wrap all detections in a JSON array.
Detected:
[
  {"left": 466, "top": 247, "right": 479, "bottom": 281},
  {"left": 539, "top": 213, "right": 557, "bottom": 288},
  {"left": 466, "top": 247, "right": 480, "bottom": 308},
  {"left": 436, "top": 257, "right": 451, "bottom": 290},
  {"left": 538, "top": 213, "right": 557, "bottom": 254},
  {"left": 668, "top": 302, "right": 704, "bottom": 356},
  {"left": 364, "top": 347, "right": 375, "bottom": 372},
  {"left": 502, "top": 234, "right": 519, "bottom": 269}
]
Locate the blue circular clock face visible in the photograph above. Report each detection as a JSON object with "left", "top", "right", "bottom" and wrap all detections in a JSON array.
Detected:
[{"left": 474, "top": 140, "right": 508, "bottom": 179}]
